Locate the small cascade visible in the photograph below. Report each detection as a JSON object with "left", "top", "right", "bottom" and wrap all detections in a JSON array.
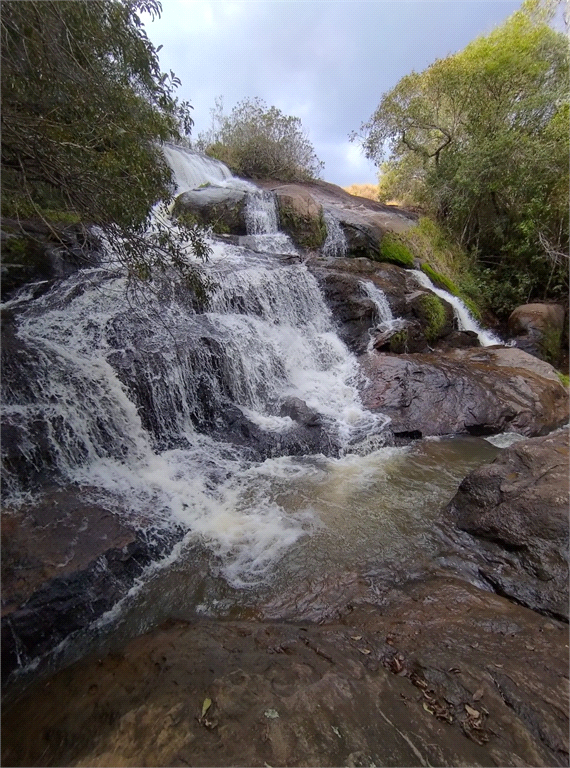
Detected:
[
  {"left": 322, "top": 209, "right": 348, "bottom": 258},
  {"left": 411, "top": 269, "right": 503, "bottom": 347},
  {"left": 245, "top": 189, "right": 279, "bottom": 234},
  {"left": 161, "top": 143, "right": 234, "bottom": 193},
  {"left": 360, "top": 281, "right": 407, "bottom": 352}
]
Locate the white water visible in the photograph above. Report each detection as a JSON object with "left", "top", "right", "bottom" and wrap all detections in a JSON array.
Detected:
[
  {"left": 360, "top": 280, "right": 407, "bottom": 352},
  {"left": 161, "top": 143, "right": 234, "bottom": 193},
  {"left": 411, "top": 269, "right": 503, "bottom": 347},
  {"left": 3, "top": 148, "right": 392, "bottom": 589},
  {"left": 323, "top": 209, "right": 348, "bottom": 258}
]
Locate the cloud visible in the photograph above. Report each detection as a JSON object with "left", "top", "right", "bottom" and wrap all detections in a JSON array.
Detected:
[{"left": 145, "top": 0, "right": 521, "bottom": 186}]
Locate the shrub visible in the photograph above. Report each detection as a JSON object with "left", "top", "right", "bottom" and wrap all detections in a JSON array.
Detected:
[
  {"left": 378, "top": 234, "right": 415, "bottom": 268},
  {"left": 196, "top": 97, "right": 324, "bottom": 182}
]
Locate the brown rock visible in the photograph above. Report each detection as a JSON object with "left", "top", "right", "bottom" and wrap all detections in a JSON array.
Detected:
[
  {"left": 446, "top": 429, "right": 569, "bottom": 619},
  {"left": 360, "top": 347, "right": 569, "bottom": 438},
  {"left": 273, "top": 185, "right": 326, "bottom": 248},
  {"left": 508, "top": 303, "right": 566, "bottom": 364},
  {"left": 2, "top": 577, "right": 567, "bottom": 767}
]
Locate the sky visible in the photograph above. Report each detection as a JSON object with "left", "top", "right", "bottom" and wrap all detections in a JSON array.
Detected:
[{"left": 144, "top": 1, "right": 523, "bottom": 187}]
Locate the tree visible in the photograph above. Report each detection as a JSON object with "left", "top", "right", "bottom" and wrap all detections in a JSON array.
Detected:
[
  {"left": 196, "top": 97, "right": 324, "bottom": 182},
  {"left": 353, "top": 0, "right": 569, "bottom": 313},
  {"left": 1, "top": 0, "right": 210, "bottom": 286}
]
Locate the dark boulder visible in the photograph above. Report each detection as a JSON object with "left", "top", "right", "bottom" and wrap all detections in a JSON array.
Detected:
[
  {"left": 173, "top": 186, "right": 248, "bottom": 235},
  {"left": 1, "top": 487, "right": 187, "bottom": 683},
  {"left": 446, "top": 429, "right": 569, "bottom": 620}
]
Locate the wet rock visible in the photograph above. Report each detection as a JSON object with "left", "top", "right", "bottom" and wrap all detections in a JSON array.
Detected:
[
  {"left": 308, "top": 256, "right": 456, "bottom": 355},
  {"left": 360, "top": 346, "right": 569, "bottom": 438},
  {"left": 508, "top": 302, "right": 566, "bottom": 364},
  {"left": 273, "top": 185, "right": 327, "bottom": 249},
  {"left": 2, "top": 577, "right": 567, "bottom": 767},
  {"left": 173, "top": 186, "right": 248, "bottom": 235},
  {"left": 1, "top": 218, "right": 101, "bottom": 300},
  {"left": 446, "top": 429, "right": 569, "bottom": 620},
  {"left": 1, "top": 487, "right": 186, "bottom": 682}
]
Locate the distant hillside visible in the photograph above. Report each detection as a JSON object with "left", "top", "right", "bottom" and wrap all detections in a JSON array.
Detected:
[{"left": 343, "top": 183, "right": 379, "bottom": 201}]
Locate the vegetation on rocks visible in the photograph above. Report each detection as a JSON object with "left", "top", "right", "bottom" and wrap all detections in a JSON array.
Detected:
[
  {"left": 378, "top": 233, "right": 415, "bottom": 268},
  {"left": 419, "top": 294, "right": 447, "bottom": 342},
  {"left": 1, "top": 0, "right": 210, "bottom": 286},
  {"left": 197, "top": 96, "right": 324, "bottom": 182},
  {"left": 354, "top": 0, "right": 569, "bottom": 317}
]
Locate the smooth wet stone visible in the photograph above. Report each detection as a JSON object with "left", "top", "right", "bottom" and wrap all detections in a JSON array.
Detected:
[
  {"left": 2, "top": 577, "right": 567, "bottom": 767},
  {"left": 446, "top": 428, "right": 569, "bottom": 620}
]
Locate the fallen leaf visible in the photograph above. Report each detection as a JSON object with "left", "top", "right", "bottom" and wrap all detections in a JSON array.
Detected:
[
  {"left": 422, "top": 702, "right": 435, "bottom": 715},
  {"left": 465, "top": 704, "right": 480, "bottom": 718},
  {"left": 359, "top": 648, "right": 371, "bottom": 655},
  {"left": 351, "top": 635, "right": 362, "bottom": 641},
  {"left": 331, "top": 726, "right": 342, "bottom": 738},
  {"left": 201, "top": 698, "right": 212, "bottom": 717},
  {"left": 472, "top": 687, "right": 484, "bottom": 701},
  {"left": 448, "top": 667, "right": 460, "bottom": 673},
  {"left": 264, "top": 709, "right": 279, "bottom": 719},
  {"left": 493, "top": 663, "right": 503, "bottom": 668}
]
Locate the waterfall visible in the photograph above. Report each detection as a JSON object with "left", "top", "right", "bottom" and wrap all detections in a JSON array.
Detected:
[
  {"left": 322, "top": 209, "right": 347, "bottom": 258},
  {"left": 2, "top": 153, "right": 393, "bottom": 588},
  {"left": 411, "top": 269, "right": 503, "bottom": 347},
  {"left": 161, "top": 143, "right": 234, "bottom": 192}
]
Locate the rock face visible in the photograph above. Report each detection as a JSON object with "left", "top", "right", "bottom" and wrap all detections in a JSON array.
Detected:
[
  {"left": 173, "top": 186, "right": 248, "bottom": 235},
  {"left": 508, "top": 302, "right": 566, "bottom": 364},
  {"left": 1, "top": 218, "right": 101, "bottom": 300},
  {"left": 2, "top": 577, "right": 567, "bottom": 768},
  {"left": 255, "top": 178, "right": 417, "bottom": 259},
  {"left": 360, "top": 347, "right": 569, "bottom": 438},
  {"left": 272, "top": 184, "right": 327, "bottom": 249},
  {"left": 446, "top": 429, "right": 569, "bottom": 620},
  {"left": 307, "top": 256, "right": 459, "bottom": 355},
  {"left": 1, "top": 487, "right": 186, "bottom": 681}
]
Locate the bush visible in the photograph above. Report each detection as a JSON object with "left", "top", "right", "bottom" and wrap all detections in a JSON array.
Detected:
[
  {"left": 196, "top": 97, "right": 324, "bottom": 182},
  {"left": 378, "top": 234, "right": 415, "bottom": 267}
]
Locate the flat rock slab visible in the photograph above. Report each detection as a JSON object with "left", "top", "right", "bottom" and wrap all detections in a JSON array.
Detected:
[
  {"left": 2, "top": 577, "right": 567, "bottom": 767},
  {"left": 360, "top": 347, "right": 569, "bottom": 437},
  {"left": 446, "top": 429, "right": 569, "bottom": 620}
]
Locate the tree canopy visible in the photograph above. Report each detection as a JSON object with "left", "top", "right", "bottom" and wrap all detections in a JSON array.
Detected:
[
  {"left": 1, "top": 0, "right": 209, "bottom": 283},
  {"left": 196, "top": 97, "right": 324, "bottom": 182},
  {"left": 354, "top": 0, "right": 569, "bottom": 314}
]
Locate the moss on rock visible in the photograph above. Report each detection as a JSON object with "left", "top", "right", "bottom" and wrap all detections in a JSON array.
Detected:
[{"left": 378, "top": 234, "right": 415, "bottom": 268}]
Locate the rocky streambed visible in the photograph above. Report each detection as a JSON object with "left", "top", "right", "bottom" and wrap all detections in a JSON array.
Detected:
[{"left": 2, "top": 154, "right": 569, "bottom": 766}]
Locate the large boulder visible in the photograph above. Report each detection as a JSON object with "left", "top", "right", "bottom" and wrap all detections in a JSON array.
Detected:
[
  {"left": 446, "top": 429, "right": 569, "bottom": 620},
  {"left": 360, "top": 347, "right": 569, "bottom": 439},
  {"left": 272, "top": 184, "right": 327, "bottom": 249},
  {"left": 255, "top": 178, "right": 417, "bottom": 257},
  {"left": 508, "top": 303, "right": 566, "bottom": 364},
  {"left": 173, "top": 185, "right": 248, "bottom": 235}
]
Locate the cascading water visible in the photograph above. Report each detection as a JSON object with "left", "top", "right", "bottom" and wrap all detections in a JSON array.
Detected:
[
  {"left": 2, "top": 147, "right": 392, "bottom": 593},
  {"left": 322, "top": 209, "right": 348, "bottom": 258},
  {"left": 360, "top": 280, "right": 406, "bottom": 351},
  {"left": 411, "top": 269, "right": 503, "bottom": 346}
]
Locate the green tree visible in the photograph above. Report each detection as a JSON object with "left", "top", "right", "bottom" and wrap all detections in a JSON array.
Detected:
[
  {"left": 354, "top": 0, "right": 569, "bottom": 314},
  {"left": 1, "top": 0, "right": 210, "bottom": 285},
  {"left": 196, "top": 96, "right": 324, "bottom": 182}
]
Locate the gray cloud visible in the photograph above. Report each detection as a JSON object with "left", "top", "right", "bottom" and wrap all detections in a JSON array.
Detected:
[{"left": 146, "top": 1, "right": 521, "bottom": 186}]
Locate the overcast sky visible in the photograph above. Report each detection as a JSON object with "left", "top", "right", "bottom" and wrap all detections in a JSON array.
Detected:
[{"left": 145, "top": 1, "right": 522, "bottom": 187}]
